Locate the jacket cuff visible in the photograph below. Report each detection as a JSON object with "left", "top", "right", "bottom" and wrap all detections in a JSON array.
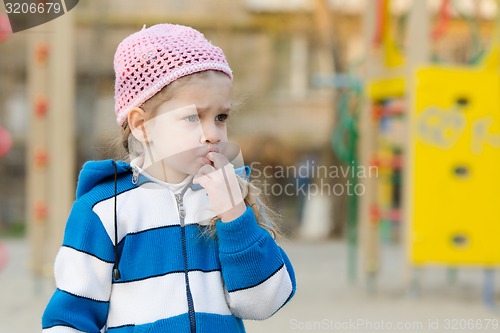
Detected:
[{"left": 216, "top": 206, "right": 266, "bottom": 254}]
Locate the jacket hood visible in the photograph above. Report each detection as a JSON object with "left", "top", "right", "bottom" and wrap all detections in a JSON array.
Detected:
[
  {"left": 75, "top": 159, "right": 251, "bottom": 199},
  {"left": 76, "top": 159, "right": 130, "bottom": 199}
]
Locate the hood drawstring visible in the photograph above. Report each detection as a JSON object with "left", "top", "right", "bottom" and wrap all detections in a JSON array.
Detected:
[{"left": 112, "top": 161, "right": 121, "bottom": 281}]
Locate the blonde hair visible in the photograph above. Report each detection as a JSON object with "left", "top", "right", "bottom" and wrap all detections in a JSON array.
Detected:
[{"left": 116, "top": 70, "right": 281, "bottom": 239}]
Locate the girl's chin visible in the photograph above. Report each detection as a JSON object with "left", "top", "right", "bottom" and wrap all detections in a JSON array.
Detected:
[{"left": 169, "top": 159, "right": 210, "bottom": 176}]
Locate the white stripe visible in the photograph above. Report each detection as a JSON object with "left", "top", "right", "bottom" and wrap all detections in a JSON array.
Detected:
[
  {"left": 43, "top": 326, "right": 87, "bottom": 333},
  {"left": 184, "top": 189, "right": 215, "bottom": 226},
  {"left": 189, "top": 271, "right": 231, "bottom": 315},
  {"left": 107, "top": 273, "right": 188, "bottom": 327},
  {"left": 94, "top": 187, "right": 179, "bottom": 244},
  {"left": 225, "top": 265, "right": 293, "bottom": 320},
  {"left": 55, "top": 247, "right": 113, "bottom": 302},
  {"left": 93, "top": 187, "right": 215, "bottom": 244}
]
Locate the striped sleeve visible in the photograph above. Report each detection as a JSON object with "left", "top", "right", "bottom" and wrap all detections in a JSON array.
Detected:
[
  {"left": 42, "top": 200, "right": 114, "bottom": 333},
  {"left": 216, "top": 206, "right": 296, "bottom": 320}
]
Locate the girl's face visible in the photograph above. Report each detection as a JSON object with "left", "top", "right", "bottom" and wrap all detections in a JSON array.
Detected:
[{"left": 139, "top": 72, "right": 234, "bottom": 183}]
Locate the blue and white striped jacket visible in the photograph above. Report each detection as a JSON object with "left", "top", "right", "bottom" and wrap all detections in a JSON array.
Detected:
[{"left": 42, "top": 160, "right": 296, "bottom": 333}]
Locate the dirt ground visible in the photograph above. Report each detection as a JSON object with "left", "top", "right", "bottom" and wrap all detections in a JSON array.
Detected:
[{"left": 1, "top": 238, "right": 499, "bottom": 333}]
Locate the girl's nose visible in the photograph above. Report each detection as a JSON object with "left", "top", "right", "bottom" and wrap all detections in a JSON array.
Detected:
[{"left": 200, "top": 122, "right": 221, "bottom": 144}]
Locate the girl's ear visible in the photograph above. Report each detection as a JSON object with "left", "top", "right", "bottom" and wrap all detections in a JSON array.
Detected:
[{"left": 128, "top": 107, "right": 150, "bottom": 143}]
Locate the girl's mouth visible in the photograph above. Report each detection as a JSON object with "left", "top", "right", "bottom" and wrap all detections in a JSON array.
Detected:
[{"left": 203, "top": 156, "right": 214, "bottom": 166}]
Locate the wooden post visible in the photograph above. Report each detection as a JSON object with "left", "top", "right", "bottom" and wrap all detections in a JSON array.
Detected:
[
  {"left": 27, "top": 23, "right": 51, "bottom": 277},
  {"left": 407, "top": 1, "right": 430, "bottom": 66},
  {"left": 26, "top": 11, "right": 75, "bottom": 277},
  {"left": 46, "top": 11, "right": 75, "bottom": 270},
  {"left": 358, "top": 0, "right": 379, "bottom": 291},
  {"left": 404, "top": 0, "right": 430, "bottom": 290},
  {"left": 313, "top": 0, "right": 335, "bottom": 76},
  {"left": 290, "top": 34, "right": 308, "bottom": 99}
]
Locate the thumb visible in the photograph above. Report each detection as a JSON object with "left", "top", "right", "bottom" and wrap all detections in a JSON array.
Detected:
[
  {"left": 193, "top": 164, "right": 215, "bottom": 185},
  {"left": 207, "top": 152, "right": 230, "bottom": 170}
]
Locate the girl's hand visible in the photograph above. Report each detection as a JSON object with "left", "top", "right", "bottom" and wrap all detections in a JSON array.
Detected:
[{"left": 193, "top": 152, "right": 246, "bottom": 222}]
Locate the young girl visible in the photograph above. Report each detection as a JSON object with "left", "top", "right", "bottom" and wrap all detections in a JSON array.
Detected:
[{"left": 42, "top": 24, "right": 296, "bottom": 333}]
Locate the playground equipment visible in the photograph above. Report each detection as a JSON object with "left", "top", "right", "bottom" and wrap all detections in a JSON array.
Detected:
[
  {"left": 26, "top": 12, "right": 75, "bottom": 277},
  {"left": 408, "top": 2, "right": 500, "bottom": 308},
  {"left": 354, "top": 0, "right": 500, "bottom": 304},
  {"left": 331, "top": 84, "right": 361, "bottom": 283},
  {"left": 411, "top": 65, "right": 500, "bottom": 266}
]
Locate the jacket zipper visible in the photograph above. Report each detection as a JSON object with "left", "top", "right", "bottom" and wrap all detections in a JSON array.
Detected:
[
  {"left": 131, "top": 165, "right": 139, "bottom": 184},
  {"left": 175, "top": 192, "right": 197, "bottom": 333}
]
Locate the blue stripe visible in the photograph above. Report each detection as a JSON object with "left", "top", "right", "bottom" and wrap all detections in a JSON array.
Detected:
[
  {"left": 42, "top": 289, "right": 109, "bottom": 332},
  {"left": 185, "top": 224, "right": 220, "bottom": 270},
  {"left": 216, "top": 206, "right": 292, "bottom": 293},
  {"left": 219, "top": 231, "right": 286, "bottom": 292},
  {"left": 85, "top": 172, "right": 137, "bottom": 208},
  {"left": 75, "top": 160, "right": 131, "bottom": 199},
  {"left": 90, "top": 185, "right": 136, "bottom": 209},
  {"left": 106, "top": 324, "right": 135, "bottom": 332},
  {"left": 106, "top": 313, "right": 244, "bottom": 333},
  {"left": 62, "top": 200, "right": 115, "bottom": 263},
  {"left": 195, "top": 313, "right": 245, "bottom": 333},
  {"left": 114, "top": 224, "right": 221, "bottom": 283},
  {"left": 228, "top": 264, "right": 285, "bottom": 293}
]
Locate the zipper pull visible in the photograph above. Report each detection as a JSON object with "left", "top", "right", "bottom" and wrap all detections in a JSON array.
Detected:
[
  {"left": 175, "top": 193, "right": 186, "bottom": 218},
  {"left": 131, "top": 166, "right": 139, "bottom": 184}
]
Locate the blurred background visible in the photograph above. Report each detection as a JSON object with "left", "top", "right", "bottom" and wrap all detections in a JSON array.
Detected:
[{"left": 1, "top": 0, "right": 500, "bottom": 332}]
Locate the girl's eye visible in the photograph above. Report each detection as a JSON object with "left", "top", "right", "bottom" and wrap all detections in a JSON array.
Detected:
[
  {"left": 185, "top": 115, "right": 199, "bottom": 122},
  {"left": 216, "top": 114, "right": 229, "bottom": 122}
]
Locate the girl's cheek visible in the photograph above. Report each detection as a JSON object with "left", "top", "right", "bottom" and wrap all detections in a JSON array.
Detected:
[{"left": 221, "top": 130, "right": 229, "bottom": 141}]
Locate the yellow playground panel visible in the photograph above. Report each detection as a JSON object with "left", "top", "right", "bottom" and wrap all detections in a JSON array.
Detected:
[{"left": 410, "top": 66, "right": 500, "bottom": 265}]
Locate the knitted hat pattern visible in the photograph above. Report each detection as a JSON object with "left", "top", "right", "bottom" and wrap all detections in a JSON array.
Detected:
[{"left": 114, "top": 24, "right": 233, "bottom": 125}]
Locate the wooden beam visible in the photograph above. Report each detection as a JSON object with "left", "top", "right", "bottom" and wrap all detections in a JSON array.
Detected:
[
  {"left": 46, "top": 11, "right": 76, "bottom": 271},
  {"left": 26, "top": 12, "right": 75, "bottom": 277},
  {"left": 26, "top": 23, "right": 50, "bottom": 277}
]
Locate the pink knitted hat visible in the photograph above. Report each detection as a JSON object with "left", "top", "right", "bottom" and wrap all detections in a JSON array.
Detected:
[{"left": 114, "top": 24, "right": 233, "bottom": 125}]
